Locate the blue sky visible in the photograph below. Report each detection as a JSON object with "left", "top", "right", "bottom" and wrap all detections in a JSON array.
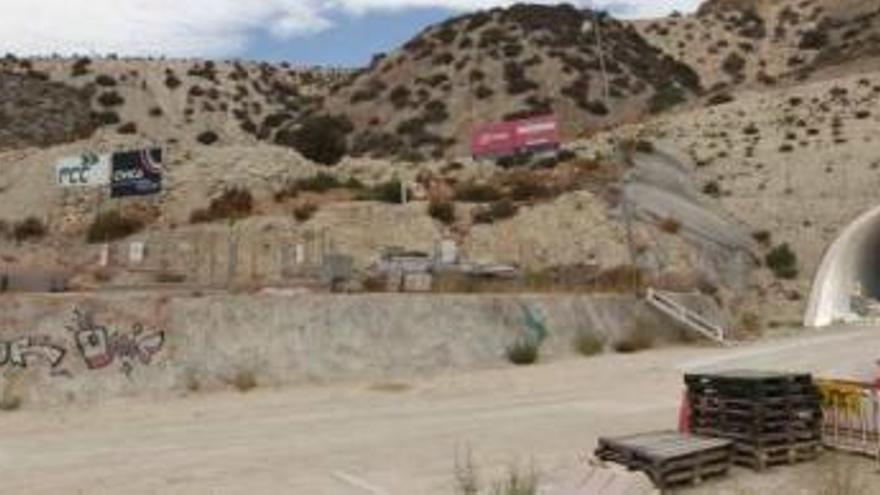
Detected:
[
  {"left": 249, "top": 7, "right": 456, "bottom": 67},
  {"left": 1, "top": 1, "right": 703, "bottom": 67}
]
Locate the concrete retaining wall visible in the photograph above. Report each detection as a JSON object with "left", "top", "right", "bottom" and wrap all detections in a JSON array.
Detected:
[{"left": 0, "top": 292, "right": 724, "bottom": 408}]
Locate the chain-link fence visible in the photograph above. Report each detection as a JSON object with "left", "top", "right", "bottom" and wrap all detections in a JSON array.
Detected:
[{"left": 97, "top": 226, "right": 337, "bottom": 289}]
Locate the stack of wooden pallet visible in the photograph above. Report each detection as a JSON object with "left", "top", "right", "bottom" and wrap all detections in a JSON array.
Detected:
[
  {"left": 685, "top": 370, "right": 823, "bottom": 471},
  {"left": 595, "top": 431, "right": 734, "bottom": 490}
]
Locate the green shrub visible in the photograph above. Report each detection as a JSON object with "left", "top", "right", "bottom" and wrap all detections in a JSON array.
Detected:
[
  {"left": 230, "top": 370, "right": 257, "bottom": 392},
  {"left": 574, "top": 333, "right": 604, "bottom": 357},
  {"left": 649, "top": 83, "right": 687, "bottom": 113},
  {"left": 190, "top": 188, "right": 253, "bottom": 223},
  {"left": 93, "top": 110, "right": 121, "bottom": 126},
  {"left": 703, "top": 181, "right": 721, "bottom": 197},
  {"left": 94, "top": 74, "right": 116, "bottom": 86},
  {"left": 360, "top": 179, "right": 408, "bottom": 204},
  {"left": 428, "top": 200, "right": 456, "bottom": 224},
  {"left": 276, "top": 114, "right": 352, "bottom": 166},
  {"left": 71, "top": 57, "right": 92, "bottom": 77},
  {"left": 766, "top": 243, "right": 798, "bottom": 279},
  {"left": 293, "top": 202, "right": 318, "bottom": 222},
  {"left": 295, "top": 172, "right": 343, "bottom": 193},
  {"left": 117, "top": 122, "right": 137, "bottom": 135},
  {"left": 506, "top": 338, "right": 539, "bottom": 365},
  {"left": 164, "top": 70, "right": 182, "bottom": 90},
  {"left": 0, "top": 395, "right": 21, "bottom": 411},
  {"left": 473, "top": 200, "right": 518, "bottom": 224},
  {"left": 97, "top": 91, "right": 124, "bottom": 107},
  {"left": 87, "top": 211, "right": 144, "bottom": 243},
  {"left": 455, "top": 183, "right": 503, "bottom": 203},
  {"left": 13, "top": 217, "right": 46, "bottom": 242},
  {"left": 197, "top": 130, "right": 219, "bottom": 145}
]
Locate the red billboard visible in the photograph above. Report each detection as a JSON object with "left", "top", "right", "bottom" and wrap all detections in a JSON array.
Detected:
[{"left": 471, "top": 115, "right": 559, "bottom": 159}]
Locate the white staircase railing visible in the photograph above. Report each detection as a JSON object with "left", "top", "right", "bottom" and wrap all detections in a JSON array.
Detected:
[{"left": 645, "top": 288, "right": 726, "bottom": 344}]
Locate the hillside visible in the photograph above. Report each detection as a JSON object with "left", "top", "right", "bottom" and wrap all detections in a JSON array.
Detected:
[
  {"left": 0, "top": 69, "right": 96, "bottom": 149},
  {"left": 637, "top": 0, "right": 880, "bottom": 91},
  {"left": 315, "top": 4, "right": 702, "bottom": 160},
  {"left": 0, "top": 55, "right": 350, "bottom": 151},
  {"left": 3, "top": 1, "right": 880, "bottom": 329}
]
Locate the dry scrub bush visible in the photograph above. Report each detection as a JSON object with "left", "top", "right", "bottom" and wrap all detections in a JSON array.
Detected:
[
  {"left": 613, "top": 316, "right": 656, "bottom": 353},
  {"left": 574, "top": 332, "right": 604, "bottom": 357},
  {"left": 506, "top": 338, "right": 540, "bottom": 366},
  {"left": 87, "top": 210, "right": 144, "bottom": 243},
  {"left": 229, "top": 370, "right": 257, "bottom": 392}
]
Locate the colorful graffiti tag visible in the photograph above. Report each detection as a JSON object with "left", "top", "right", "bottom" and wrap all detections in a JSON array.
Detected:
[
  {"left": 66, "top": 309, "right": 165, "bottom": 375},
  {"left": 0, "top": 336, "right": 66, "bottom": 370}
]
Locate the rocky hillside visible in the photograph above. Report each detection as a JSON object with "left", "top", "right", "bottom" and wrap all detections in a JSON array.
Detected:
[
  {"left": 637, "top": 0, "right": 880, "bottom": 91},
  {"left": 0, "top": 70, "right": 96, "bottom": 149},
  {"left": 0, "top": 55, "right": 351, "bottom": 151},
  {"left": 313, "top": 4, "right": 702, "bottom": 161}
]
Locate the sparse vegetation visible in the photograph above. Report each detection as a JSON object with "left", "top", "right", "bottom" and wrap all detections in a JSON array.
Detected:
[
  {"left": 612, "top": 317, "right": 656, "bottom": 353},
  {"left": 574, "top": 333, "right": 604, "bottom": 357},
  {"left": 659, "top": 217, "right": 682, "bottom": 234},
  {"left": 276, "top": 114, "right": 352, "bottom": 166},
  {"left": 360, "top": 178, "right": 407, "bottom": 204},
  {"left": 13, "top": 217, "right": 46, "bottom": 242},
  {"left": 455, "top": 183, "right": 503, "bottom": 203},
  {"left": 506, "top": 338, "right": 539, "bottom": 365},
  {"left": 190, "top": 187, "right": 254, "bottom": 224},
  {"left": 97, "top": 91, "right": 125, "bottom": 107},
  {"left": 428, "top": 200, "right": 456, "bottom": 224},
  {"left": 293, "top": 202, "right": 318, "bottom": 222},
  {"left": 473, "top": 200, "right": 518, "bottom": 224},
  {"left": 87, "top": 211, "right": 145, "bottom": 243},
  {"left": 766, "top": 243, "right": 798, "bottom": 279},
  {"left": 0, "top": 394, "right": 22, "bottom": 411},
  {"left": 229, "top": 370, "right": 257, "bottom": 392},
  {"left": 196, "top": 130, "right": 219, "bottom": 145},
  {"left": 649, "top": 83, "right": 687, "bottom": 113},
  {"left": 117, "top": 122, "right": 137, "bottom": 135}
]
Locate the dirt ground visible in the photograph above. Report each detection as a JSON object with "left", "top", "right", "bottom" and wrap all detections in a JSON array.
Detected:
[{"left": 2, "top": 327, "right": 880, "bottom": 494}]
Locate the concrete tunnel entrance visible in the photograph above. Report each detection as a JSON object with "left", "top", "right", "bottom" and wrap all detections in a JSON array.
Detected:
[{"left": 805, "top": 205, "right": 880, "bottom": 327}]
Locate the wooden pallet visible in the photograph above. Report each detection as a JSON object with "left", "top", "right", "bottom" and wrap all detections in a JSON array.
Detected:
[
  {"left": 732, "top": 440, "right": 822, "bottom": 471},
  {"left": 693, "top": 426, "right": 820, "bottom": 445},
  {"left": 686, "top": 371, "right": 816, "bottom": 399},
  {"left": 595, "top": 431, "right": 733, "bottom": 490}
]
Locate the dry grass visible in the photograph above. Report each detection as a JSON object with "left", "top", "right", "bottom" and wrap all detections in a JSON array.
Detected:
[
  {"left": 430, "top": 265, "right": 644, "bottom": 295},
  {"left": 454, "top": 449, "right": 539, "bottom": 495},
  {"left": 506, "top": 338, "right": 540, "bottom": 366},
  {"left": 454, "top": 449, "right": 480, "bottom": 495},
  {"left": 492, "top": 464, "right": 539, "bottom": 495},
  {"left": 573, "top": 332, "right": 604, "bottom": 357},
  {"left": 659, "top": 217, "right": 682, "bottom": 234},
  {"left": 0, "top": 395, "right": 21, "bottom": 411},
  {"left": 183, "top": 369, "right": 201, "bottom": 393},
  {"left": 228, "top": 370, "right": 258, "bottom": 392},
  {"left": 369, "top": 382, "right": 412, "bottom": 393}
]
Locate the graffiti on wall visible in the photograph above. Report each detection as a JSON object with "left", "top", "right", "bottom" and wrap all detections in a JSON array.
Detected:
[
  {"left": 0, "top": 336, "right": 66, "bottom": 370},
  {"left": 66, "top": 309, "right": 165, "bottom": 376},
  {"left": 0, "top": 309, "right": 166, "bottom": 377},
  {"left": 520, "top": 303, "right": 549, "bottom": 346}
]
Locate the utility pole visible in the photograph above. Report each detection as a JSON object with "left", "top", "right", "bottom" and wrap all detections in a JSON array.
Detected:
[{"left": 584, "top": 11, "right": 639, "bottom": 295}]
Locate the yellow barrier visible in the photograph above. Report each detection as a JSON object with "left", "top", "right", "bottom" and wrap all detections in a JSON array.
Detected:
[{"left": 817, "top": 379, "right": 880, "bottom": 460}]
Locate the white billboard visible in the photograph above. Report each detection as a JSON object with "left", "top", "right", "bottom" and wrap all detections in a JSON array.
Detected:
[{"left": 56, "top": 152, "right": 111, "bottom": 187}]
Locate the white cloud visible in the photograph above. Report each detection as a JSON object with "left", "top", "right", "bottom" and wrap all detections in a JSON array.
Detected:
[{"left": 0, "top": 0, "right": 702, "bottom": 57}]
